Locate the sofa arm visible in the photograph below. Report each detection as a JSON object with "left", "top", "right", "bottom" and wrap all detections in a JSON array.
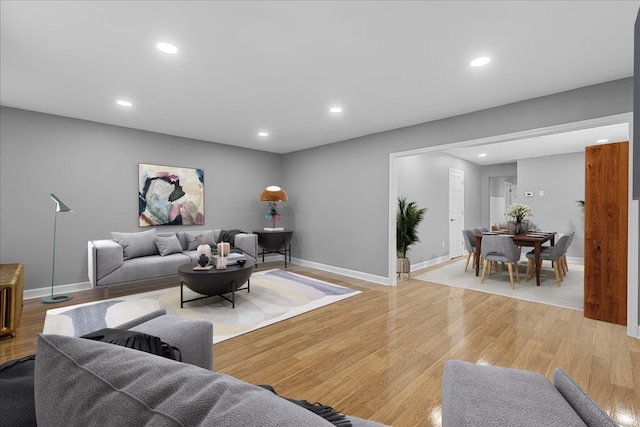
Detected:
[
  {"left": 553, "top": 368, "right": 617, "bottom": 427},
  {"left": 441, "top": 360, "right": 587, "bottom": 427},
  {"left": 234, "top": 233, "right": 258, "bottom": 260},
  {"left": 88, "top": 240, "right": 124, "bottom": 286},
  {"left": 129, "top": 315, "right": 213, "bottom": 371}
]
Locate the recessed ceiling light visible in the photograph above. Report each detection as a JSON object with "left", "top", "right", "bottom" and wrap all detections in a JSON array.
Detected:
[
  {"left": 156, "top": 42, "right": 178, "bottom": 54},
  {"left": 258, "top": 132, "right": 269, "bottom": 137},
  {"left": 596, "top": 139, "right": 609, "bottom": 143},
  {"left": 116, "top": 100, "right": 133, "bottom": 107},
  {"left": 470, "top": 57, "right": 491, "bottom": 67},
  {"left": 329, "top": 107, "right": 343, "bottom": 113},
  {"left": 478, "top": 153, "right": 487, "bottom": 157}
]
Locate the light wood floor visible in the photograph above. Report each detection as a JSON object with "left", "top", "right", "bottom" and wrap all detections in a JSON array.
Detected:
[{"left": 1, "top": 261, "right": 638, "bottom": 426}]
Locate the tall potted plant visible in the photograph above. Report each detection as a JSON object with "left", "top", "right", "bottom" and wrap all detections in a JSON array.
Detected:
[{"left": 396, "top": 196, "right": 427, "bottom": 277}]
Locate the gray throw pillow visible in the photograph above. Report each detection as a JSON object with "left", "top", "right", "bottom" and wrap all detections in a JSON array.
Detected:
[
  {"left": 185, "top": 230, "right": 215, "bottom": 250},
  {"left": 111, "top": 229, "right": 159, "bottom": 260},
  {"left": 155, "top": 235, "right": 183, "bottom": 256},
  {"left": 553, "top": 368, "right": 617, "bottom": 427},
  {"left": 34, "top": 334, "right": 334, "bottom": 427}
]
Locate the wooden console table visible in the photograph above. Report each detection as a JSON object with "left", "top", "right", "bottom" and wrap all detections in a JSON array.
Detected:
[{"left": 0, "top": 263, "right": 24, "bottom": 338}]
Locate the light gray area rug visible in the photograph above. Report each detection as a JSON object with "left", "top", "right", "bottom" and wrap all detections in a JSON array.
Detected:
[
  {"left": 414, "top": 259, "right": 583, "bottom": 311},
  {"left": 43, "top": 269, "right": 361, "bottom": 343}
]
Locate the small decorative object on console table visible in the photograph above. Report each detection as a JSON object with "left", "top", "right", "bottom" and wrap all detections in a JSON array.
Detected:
[
  {"left": 43, "top": 194, "right": 74, "bottom": 304},
  {"left": 506, "top": 203, "right": 533, "bottom": 234},
  {"left": 259, "top": 185, "right": 288, "bottom": 230}
]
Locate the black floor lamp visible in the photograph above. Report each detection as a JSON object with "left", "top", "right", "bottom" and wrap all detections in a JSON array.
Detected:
[{"left": 42, "top": 193, "right": 73, "bottom": 304}]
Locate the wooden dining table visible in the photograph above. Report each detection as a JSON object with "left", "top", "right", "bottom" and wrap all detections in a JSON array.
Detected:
[{"left": 474, "top": 231, "right": 557, "bottom": 286}]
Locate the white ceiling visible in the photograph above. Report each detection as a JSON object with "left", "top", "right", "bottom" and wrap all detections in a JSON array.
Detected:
[
  {"left": 1, "top": 1, "right": 637, "bottom": 154},
  {"left": 443, "top": 122, "right": 630, "bottom": 166}
]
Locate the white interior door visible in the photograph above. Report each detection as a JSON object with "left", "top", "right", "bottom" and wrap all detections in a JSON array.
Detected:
[{"left": 449, "top": 168, "right": 464, "bottom": 258}]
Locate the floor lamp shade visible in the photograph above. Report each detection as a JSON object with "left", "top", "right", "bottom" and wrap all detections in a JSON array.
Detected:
[{"left": 42, "top": 193, "right": 73, "bottom": 304}]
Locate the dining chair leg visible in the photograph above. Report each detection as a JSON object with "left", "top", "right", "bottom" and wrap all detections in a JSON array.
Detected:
[
  {"left": 553, "top": 263, "right": 562, "bottom": 286},
  {"left": 525, "top": 258, "right": 533, "bottom": 281},
  {"left": 507, "top": 263, "right": 515, "bottom": 289},
  {"left": 552, "top": 260, "right": 565, "bottom": 279},
  {"left": 464, "top": 252, "right": 472, "bottom": 272},
  {"left": 481, "top": 260, "right": 489, "bottom": 283}
]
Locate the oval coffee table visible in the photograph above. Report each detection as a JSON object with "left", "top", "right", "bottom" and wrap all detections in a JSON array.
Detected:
[{"left": 178, "top": 259, "right": 255, "bottom": 309}]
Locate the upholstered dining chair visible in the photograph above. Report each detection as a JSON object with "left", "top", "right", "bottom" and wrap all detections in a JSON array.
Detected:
[
  {"left": 559, "top": 231, "right": 575, "bottom": 275},
  {"left": 462, "top": 229, "right": 477, "bottom": 272},
  {"left": 525, "top": 233, "right": 572, "bottom": 286},
  {"left": 480, "top": 235, "right": 522, "bottom": 288}
]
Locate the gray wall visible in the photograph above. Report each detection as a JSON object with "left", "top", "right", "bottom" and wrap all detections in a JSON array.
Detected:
[
  {"left": 394, "top": 149, "right": 586, "bottom": 265},
  {"left": 283, "top": 78, "right": 632, "bottom": 278},
  {"left": 0, "top": 107, "right": 283, "bottom": 291},
  {"left": 480, "top": 163, "right": 518, "bottom": 227},
  {"left": 517, "top": 152, "right": 585, "bottom": 258},
  {"left": 0, "top": 78, "right": 633, "bottom": 290},
  {"left": 396, "top": 152, "right": 481, "bottom": 266}
]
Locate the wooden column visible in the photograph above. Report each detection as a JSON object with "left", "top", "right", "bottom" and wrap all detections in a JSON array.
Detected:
[{"left": 584, "top": 141, "right": 628, "bottom": 325}]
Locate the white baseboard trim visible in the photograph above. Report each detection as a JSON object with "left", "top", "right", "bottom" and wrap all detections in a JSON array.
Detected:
[
  {"left": 24, "top": 281, "right": 93, "bottom": 300},
  {"left": 291, "top": 257, "right": 391, "bottom": 286},
  {"left": 412, "top": 255, "right": 451, "bottom": 272},
  {"left": 20, "top": 256, "right": 594, "bottom": 302}
]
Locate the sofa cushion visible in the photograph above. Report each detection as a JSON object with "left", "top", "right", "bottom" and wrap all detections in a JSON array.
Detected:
[
  {"left": 111, "top": 229, "right": 159, "bottom": 260},
  {"left": 155, "top": 234, "right": 183, "bottom": 256},
  {"left": 553, "top": 368, "right": 617, "bottom": 427},
  {"left": 35, "top": 334, "right": 334, "bottom": 427},
  {"left": 441, "top": 360, "right": 587, "bottom": 427},
  {"left": 184, "top": 230, "right": 216, "bottom": 250},
  {"left": 95, "top": 253, "right": 190, "bottom": 287}
]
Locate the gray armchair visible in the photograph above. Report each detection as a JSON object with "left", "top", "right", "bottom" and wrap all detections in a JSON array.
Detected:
[{"left": 480, "top": 235, "right": 522, "bottom": 288}]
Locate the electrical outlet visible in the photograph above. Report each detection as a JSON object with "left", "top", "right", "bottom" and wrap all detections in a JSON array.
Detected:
[{"left": 442, "top": 241, "right": 445, "bottom": 248}]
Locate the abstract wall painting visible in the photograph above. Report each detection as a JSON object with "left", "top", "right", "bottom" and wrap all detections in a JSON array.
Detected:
[{"left": 138, "top": 163, "right": 204, "bottom": 226}]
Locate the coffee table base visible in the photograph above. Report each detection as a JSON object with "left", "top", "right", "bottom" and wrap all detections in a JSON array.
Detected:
[{"left": 180, "top": 279, "right": 250, "bottom": 309}]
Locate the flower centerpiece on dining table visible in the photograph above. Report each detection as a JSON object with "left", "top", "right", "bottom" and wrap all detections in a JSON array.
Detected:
[{"left": 506, "top": 203, "right": 533, "bottom": 234}]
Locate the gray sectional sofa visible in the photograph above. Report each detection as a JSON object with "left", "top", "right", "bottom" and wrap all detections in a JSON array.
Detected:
[
  {"left": 88, "top": 228, "right": 257, "bottom": 295},
  {"left": 32, "top": 310, "right": 388, "bottom": 427}
]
